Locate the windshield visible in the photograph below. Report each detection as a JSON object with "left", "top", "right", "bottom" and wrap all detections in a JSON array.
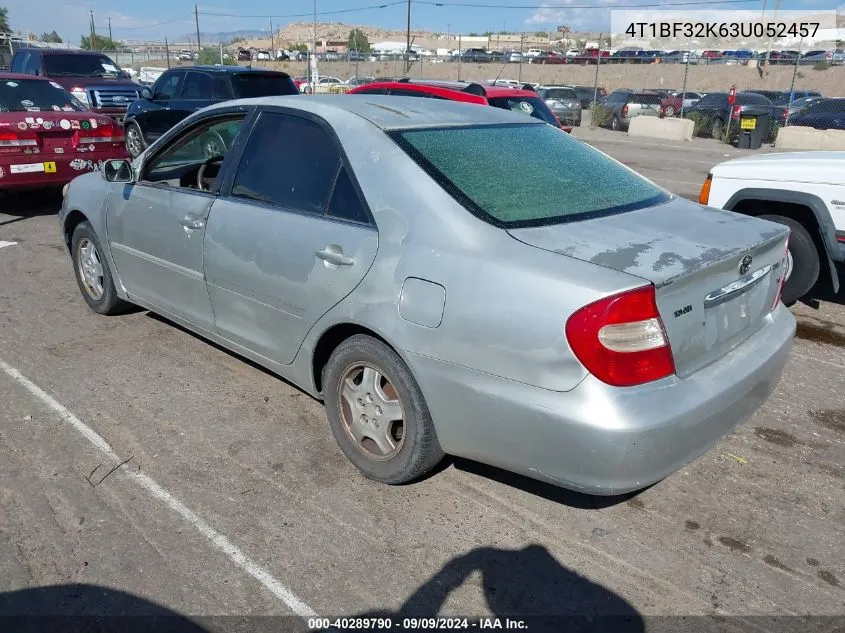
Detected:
[
  {"left": 487, "top": 97, "right": 559, "bottom": 126},
  {"left": 230, "top": 73, "right": 298, "bottom": 98},
  {"left": 43, "top": 54, "right": 123, "bottom": 77},
  {"left": 0, "top": 78, "right": 86, "bottom": 112},
  {"left": 392, "top": 123, "right": 669, "bottom": 228},
  {"left": 539, "top": 88, "right": 577, "bottom": 100}
]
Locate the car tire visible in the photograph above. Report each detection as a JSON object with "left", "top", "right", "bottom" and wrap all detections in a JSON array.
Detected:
[
  {"left": 758, "top": 214, "right": 820, "bottom": 305},
  {"left": 611, "top": 116, "right": 620, "bottom": 131},
  {"left": 124, "top": 121, "right": 146, "bottom": 158},
  {"left": 323, "top": 334, "right": 444, "bottom": 485},
  {"left": 663, "top": 105, "right": 676, "bottom": 117},
  {"left": 710, "top": 118, "right": 724, "bottom": 140},
  {"left": 71, "top": 221, "right": 129, "bottom": 315}
]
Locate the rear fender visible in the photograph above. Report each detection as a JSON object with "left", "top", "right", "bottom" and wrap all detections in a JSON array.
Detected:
[{"left": 723, "top": 188, "right": 841, "bottom": 294}]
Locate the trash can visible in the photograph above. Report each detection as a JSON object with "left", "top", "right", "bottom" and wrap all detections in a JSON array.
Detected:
[{"left": 737, "top": 112, "right": 770, "bottom": 149}]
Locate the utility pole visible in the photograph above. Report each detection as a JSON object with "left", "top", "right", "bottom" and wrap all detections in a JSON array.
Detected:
[
  {"left": 195, "top": 4, "right": 201, "bottom": 52},
  {"left": 89, "top": 10, "right": 97, "bottom": 50},
  {"left": 404, "top": 0, "right": 411, "bottom": 74},
  {"left": 269, "top": 18, "right": 275, "bottom": 60},
  {"left": 107, "top": 17, "right": 112, "bottom": 43},
  {"left": 518, "top": 32, "right": 524, "bottom": 82},
  {"left": 165, "top": 36, "right": 171, "bottom": 68},
  {"left": 312, "top": 0, "right": 318, "bottom": 86}
]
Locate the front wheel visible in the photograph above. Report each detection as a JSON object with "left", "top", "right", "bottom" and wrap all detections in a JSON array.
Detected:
[
  {"left": 758, "top": 214, "right": 820, "bottom": 305},
  {"left": 71, "top": 221, "right": 129, "bottom": 315},
  {"left": 124, "top": 121, "right": 145, "bottom": 158},
  {"left": 663, "top": 105, "right": 676, "bottom": 117},
  {"left": 323, "top": 335, "right": 444, "bottom": 484}
]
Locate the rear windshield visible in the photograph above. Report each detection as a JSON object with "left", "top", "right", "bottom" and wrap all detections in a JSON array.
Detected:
[
  {"left": 43, "top": 54, "right": 123, "bottom": 77},
  {"left": 634, "top": 93, "right": 661, "bottom": 104},
  {"left": 539, "top": 88, "right": 577, "bottom": 100},
  {"left": 392, "top": 123, "right": 669, "bottom": 228},
  {"left": 230, "top": 73, "right": 298, "bottom": 98},
  {"left": 0, "top": 78, "right": 85, "bottom": 112},
  {"left": 486, "top": 97, "right": 559, "bottom": 126},
  {"left": 737, "top": 93, "right": 772, "bottom": 105}
]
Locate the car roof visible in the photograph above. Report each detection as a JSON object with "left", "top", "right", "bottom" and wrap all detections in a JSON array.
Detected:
[
  {"left": 182, "top": 65, "right": 290, "bottom": 76},
  {"left": 392, "top": 79, "right": 539, "bottom": 98},
  {"left": 208, "top": 94, "right": 546, "bottom": 130},
  {"left": 15, "top": 48, "right": 108, "bottom": 56},
  {"left": 0, "top": 72, "right": 49, "bottom": 81}
]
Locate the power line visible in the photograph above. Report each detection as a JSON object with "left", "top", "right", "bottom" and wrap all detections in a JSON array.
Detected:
[
  {"left": 418, "top": 0, "right": 758, "bottom": 7},
  {"left": 199, "top": 1, "right": 405, "bottom": 20},
  {"left": 109, "top": 14, "right": 194, "bottom": 32}
]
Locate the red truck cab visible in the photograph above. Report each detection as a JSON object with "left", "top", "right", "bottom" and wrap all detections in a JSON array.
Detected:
[{"left": 10, "top": 49, "right": 141, "bottom": 125}]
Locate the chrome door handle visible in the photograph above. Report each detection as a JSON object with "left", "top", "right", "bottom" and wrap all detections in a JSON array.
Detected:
[
  {"left": 316, "top": 245, "right": 355, "bottom": 266},
  {"left": 179, "top": 215, "right": 205, "bottom": 230}
]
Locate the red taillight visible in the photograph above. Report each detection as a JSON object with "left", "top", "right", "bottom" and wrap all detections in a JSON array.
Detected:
[
  {"left": 72, "top": 123, "right": 125, "bottom": 148},
  {"left": 622, "top": 104, "right": 629, "bottom": 118},
  {"left": 731, "top": 105, "right": 741, "bottom": 120},
  {"left": 565, "top": 285, "right": 676, "bottom": 387},
  {"left": 0, "top": 129, "right": 38, "bottom": 149},
  {"left": 771, "top": 235, "right": 790, "bottom": 309}
]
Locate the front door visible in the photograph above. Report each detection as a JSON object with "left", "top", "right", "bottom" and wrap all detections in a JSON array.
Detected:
[
  {"left": 204, "top": 110, "right": 378, "bottom": 365},
  {"left": 106, "top": 113, "right": 249, "bottom": 329}
]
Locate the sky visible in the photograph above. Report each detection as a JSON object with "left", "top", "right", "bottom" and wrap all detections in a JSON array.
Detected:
[{"left": 6, "top": 0, "right": 843, "bottom": 44}]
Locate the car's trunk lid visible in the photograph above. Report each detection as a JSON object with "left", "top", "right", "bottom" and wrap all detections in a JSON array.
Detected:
[{"left": 508, "top": 198, "right": 789, "bottom": 377}]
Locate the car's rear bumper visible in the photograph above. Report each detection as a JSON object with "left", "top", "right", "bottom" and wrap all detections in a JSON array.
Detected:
[
  {"left": 407, "top": 303, "right": 795, "bottom": 495},
  {"left": 0, "top": 149, "right": 128, "bottom": 190}
]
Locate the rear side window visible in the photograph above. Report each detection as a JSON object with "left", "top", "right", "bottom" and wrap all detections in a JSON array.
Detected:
[
  {"left": 181, "top": 72, "right": 212, "bottom": 99},
  {"left": 231, "top": 112, "right": 339, "bottom": 214},
  {"left": 393, "top": 123, "right": 668, "bottom": 228},
  {"left": 634, "top": 93, "right": 660, "bottom": 105},
  {"left": 327, "top": 168, "right": 369, "bottom": 224},
  {"left": 212, "top": 75, "right": 233, "bottom": 99}
]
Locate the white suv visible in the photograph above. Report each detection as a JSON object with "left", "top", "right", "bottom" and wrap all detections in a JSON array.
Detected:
[{"left": 700, "top": 151, "right": 845, "bottom": 304}]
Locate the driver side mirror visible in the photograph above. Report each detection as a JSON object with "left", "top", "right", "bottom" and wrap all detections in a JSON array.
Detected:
[
  {"left": 102, "top": 159, "right": 134, "bottom": 183},
  {"left": 140, "top": 87, "right": 152, "bottom": 99}
]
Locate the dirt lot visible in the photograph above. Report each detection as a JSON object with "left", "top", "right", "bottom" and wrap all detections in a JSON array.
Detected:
[
  {"left": 242, "top": 60, "right": 845, "bottom": 95},
  {"left": 0, "top": 135, "right": 843, "bottom": 626}
]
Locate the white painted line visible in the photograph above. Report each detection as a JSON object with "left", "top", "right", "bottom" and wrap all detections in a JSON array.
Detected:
[
  {"left": 0, "top": 241, "right": 18, "bottom": 249},
  {"left": 0, "top": 358, "right": 316, "bottom": 618}
]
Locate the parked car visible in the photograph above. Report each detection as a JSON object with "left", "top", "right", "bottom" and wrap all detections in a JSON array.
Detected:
[
  {"left": 662, "top": 50, "right": 700, "bottom": 64},
  {"left": 256, "top": 50, "right": 271, "bottom": 61},
  {"left": 531, "top": 52, "right": 567, "bottom": 65},
  {"left": 346, "top": 76, "right": 375, "bottom": 87},
  {"left": 58, "top": 96, "right": 794, "bottom": 493},
  {"left": 701, "top": 151, "right": 845, "bottom": 304},
  {"left": 346, "top": 50, "right": 368, "bottom": 62},
  {"left": 785, "top": 95, "right": 825, "bottom": 120},
  {"left": 536, "top": 86, "right": 582, "bottom": 126},
  {"left": 601, "top": 90, "right": 662, "bottom": 130},
  {"left": 123, "top": 66, "right": 298, "bottom": 157},
  {"left": 237, "top": 49, "right": 252, "bottom": 62},
  {"left": 644, "top": 90, "right": 683, "bottom": 117},
  {"left": 453, "top": 48, "right": 491, "bottom": 63},
  {"left": 672, "top": 90, "right": 705, "bottom": 110},
  {"left": 523, "top": 48, "right": 544, "bottom": 58},
  {"left": 570, "top": 85, "right": 607, "bottom": 108},
  {"left": 684, "top": 91, "right": 783, "bottom": 141},
  {"left": 501, "top": 51, "right": 522, "bottom": 63},
  {"left": 0, "top": 73, "right": 127, "bottom": 190},
  {"left": 787, "top": 98, "right": 845, "bottom": 130},
  {"left": 299, "top": 76, "right": 345, "bottom": 94},
  {"left": 746, "top": 89, "right": 822, "bottom": 107},
  {"left": 9, "top": 49, "right": 141, "bottom": 124},
  {"left": 799, "top": 50, "right": 844, "bottom": 65},
  {"left": 348, "top": 79, "right": 568, "bottom": 130},
  {"left": 178, "top": 50, "right": 193, "bottom": 61}
]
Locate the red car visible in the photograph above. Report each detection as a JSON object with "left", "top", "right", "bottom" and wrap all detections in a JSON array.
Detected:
[
  {"left": 645, "top": 90, "right": 684, "bottom": 117},
  {"left": 0, "top": 73, "right": 127, "bottom": 190},
  {"left": 347, "top": 79, "right": 571, "bottom": 131}
]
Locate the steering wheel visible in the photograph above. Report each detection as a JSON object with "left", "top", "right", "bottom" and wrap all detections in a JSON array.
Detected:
[{"left": 197, "top": 155, "right": 224, "bottom": 191}]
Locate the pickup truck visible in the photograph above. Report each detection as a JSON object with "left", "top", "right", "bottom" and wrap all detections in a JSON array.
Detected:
[{"left": 700, "top": 152, "right": 844, "bottom": 304}]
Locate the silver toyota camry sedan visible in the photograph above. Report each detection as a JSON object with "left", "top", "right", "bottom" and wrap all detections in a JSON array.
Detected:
[{"left": 58, "top": 96, "right": 795, "bottom": 495}]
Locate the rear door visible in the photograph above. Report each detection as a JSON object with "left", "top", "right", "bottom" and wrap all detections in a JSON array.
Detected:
[
  {"left": 176, "top": 70, "right": 216, "bottom": 119},
  {"left": 204, "top": 109, "right": 378, "bottom": 365}
]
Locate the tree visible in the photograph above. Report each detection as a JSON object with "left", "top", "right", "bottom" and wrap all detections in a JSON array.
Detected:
[
  {"left": 196, "top": 46, "right": 235, "bottom": 65},
  {"left": 41, "top": 30, "right": 63, "bottom": 43},
  {"left": 534, "top": 31, "right": 549, "bottom": 38},
  {"left": 468, "top": 32, "right": 479, "bottom": 37},
  {"left": 290, "top": 42, "right": 309, "bottom": 53},
  {"left": 80, "top": 34, "right": 122, "bottom": 51},
  {"left": 0, "top": 6, "right": 10, "bottom": 34},
  {"left": 347, "top": 28, "right": 371, "bottom": 53}
]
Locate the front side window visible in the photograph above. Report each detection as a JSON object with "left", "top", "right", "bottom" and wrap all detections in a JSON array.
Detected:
[
  {"left": 392, "top": 123, "right": 668, "bottom": 228},
  {"left": 0, "top": 78, "right": 85, "bottom": 112},
  {"left": 154, "top": 72, "right": 184, "bottom": 99},
  {"left": 486, "top": 97, "right": 559, "bottom": 126},
  {"left": 181, "top": 72, "right": 213, "bottom": 99},
  {"left": 143, "top": 116, "right": 245, "bottom": 188},
  {"left": 42, "top": 54, "right": 122, "bottom": 77},
  {"left": 231, "top": 112, "right": 339, "bottom": 214}
]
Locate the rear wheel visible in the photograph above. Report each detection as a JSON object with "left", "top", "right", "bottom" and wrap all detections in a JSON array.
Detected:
[
  {"left": 323, "top": 335, "right": 444, "bottom": 484},
  {"left": 71, "top": 221, "right": 129, "bottom": 315},
  {"left": 710, "top": 118, "right": 725, "bottom": 140},
  {"left": 125, "top": 121, "right": 145, "bottom": 158},
  {"left": 758, "top": 214, "right": 820, "bottom": 305},
  {"left": 611, "top": 116, "right": 621, "bottom": 131}
]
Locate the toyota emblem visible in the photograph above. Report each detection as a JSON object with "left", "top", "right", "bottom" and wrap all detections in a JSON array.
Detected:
[{"left": 739, "top": 254, "right": 753, "bottom": 275}]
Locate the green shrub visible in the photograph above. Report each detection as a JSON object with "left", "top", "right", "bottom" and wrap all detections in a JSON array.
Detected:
[
  {"left": 683, "top": 111, "right": 708, "bottom": 137},
  {"left": 813, "top": 60, "right": 831, "bottom": 71},
  {"left": 590, "top": 104, "right": 613, "bottom": 128}
]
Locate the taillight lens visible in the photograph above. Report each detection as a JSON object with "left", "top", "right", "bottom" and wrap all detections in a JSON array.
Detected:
[
  {"left": 771, "top": 235, "right": 790, "bottom": 310},
  {"left": 565, "top": 285, "right": 676, "bottom": 387},
  {"left": 731, "top": 105, "right": 741, "bottom": 120},
  {"left": 0, "top": 129, "right": 38, "bottom": 149},
  {"left": 698, "top": 174, "right": 712, "bottom": 205},
  {"left": 72, "top": 123, "right": 125, "bottom": 148},
  {"left": 622, "top": 104, "right": 629, "bottom": 118}
]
